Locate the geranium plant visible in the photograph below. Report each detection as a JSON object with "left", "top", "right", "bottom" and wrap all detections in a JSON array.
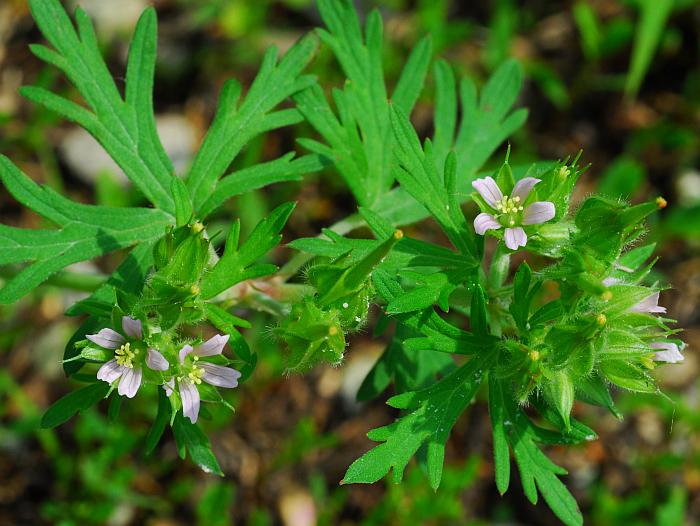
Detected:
[{"left": 0, "top": 1, "right": 685, "bottom": 524}]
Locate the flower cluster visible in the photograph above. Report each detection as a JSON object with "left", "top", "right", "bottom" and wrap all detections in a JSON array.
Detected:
[
  {"left": 89, "top": 317, "right": 241, "bottom": 422},
  {"left": 469, "top": 165, "right": 685, "bottom": 370}
]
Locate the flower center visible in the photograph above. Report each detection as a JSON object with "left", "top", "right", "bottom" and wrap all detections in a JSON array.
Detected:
[
  {"left": 494, "top": 196, "right": 524, "bottom": 226},
  {"left": 177, "top": 355, "right": 204, "bottom": 385},
  {"left": 187, "top": 364, "right": 204, "bottom": 385},
  {"left": 115, "top": 342, "right": 136, "bottom": 368}
]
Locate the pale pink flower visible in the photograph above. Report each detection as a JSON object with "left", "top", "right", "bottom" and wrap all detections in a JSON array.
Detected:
[
  {"left": 650, "top": 341, "right": 684, "bottom": 363},
  {"left": 169, "top": 334, "right": 242, "bottom": 423},
  {"left": 89, "top": 316, "right": 169, "bottom": 398},
  {"left": 472, "top": 176, "right": 555, "bottom": 250},
  {"left": 628, "top": 292, "right": 666, "bottom": 314}
]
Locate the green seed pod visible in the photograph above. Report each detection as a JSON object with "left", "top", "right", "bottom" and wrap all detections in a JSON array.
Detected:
[
  {"left": 157, "top": 223, "right": 209, "bottom": 287},
  {"left": 275, "top": 299, "right": 346, "bottom": 373}
]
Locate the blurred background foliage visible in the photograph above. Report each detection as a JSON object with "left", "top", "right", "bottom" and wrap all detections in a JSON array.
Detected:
[{"left": 0, "top": 0, "right": 699, "bottom": 524}]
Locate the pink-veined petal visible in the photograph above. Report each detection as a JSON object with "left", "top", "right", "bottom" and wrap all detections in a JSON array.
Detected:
[
  {"left": 650, "top": 342, "right": 684, "bottom": 363},
  {"left": 121, "top": 316, "right": 142, "bottom": 339},
  {"left": 522, "top": 201, "right": 555, "bottom": 225},
  {"left": 504, "top": 227, "right": 527, "bottom": 250},
  {"left": 195, "top": 334, "right": 230, "bottom": 358},
  {"left": 86, "top": 328, "right": 124, "bottom": 349},
  {"left": 511, "top": 177, "right": 541, "bottom": 201},
  {"left": 472, "top": 177, "right": 503, "bottom": 208},
  {"left": 178, "top": 344, "right": 194, "bottom": 364},
  {"left": 473, "top": 213, "right": 502, "bottom": 236},
  {"left": 180, "top": 381, "right": 200, "bottom": 424},
  {"left": 163, "top": 378, "right": 175, "bottom": 397},
  {"left": 146, "top": 349, "right": 169, "bottom": 371},
  {"left": 97, "top": 359, "right": 124, "bottom": 383},
  {"left": 200, "top": 363, "right": 241, "bottom": 388},
  {"left": 118, "top": 367, "right": 142, "bottom": 398},
  {"left": 629, "top": 292, "right": 666, "bottom": 314}
]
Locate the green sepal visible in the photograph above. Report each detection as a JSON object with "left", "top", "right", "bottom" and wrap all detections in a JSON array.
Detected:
[
  {"left": 599, "top": 359, "right": 657, "bottom": 393},
  {"left": 63, "top": 344, "right": 112, "bottom": 364},
  {"left": 575, "top": 372, "right": 622, "bottom": 419},
  {"left": 541, "top": 371, "right": 574, "bottom": 431},
  {"left": 495, "top": 148, "right": 515, "bottom": 195}
]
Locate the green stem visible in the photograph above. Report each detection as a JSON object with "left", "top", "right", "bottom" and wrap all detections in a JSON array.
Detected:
[
  {"left": 488, "top": 242, "right": 511, "bottom": 292},
  {"left": 486, "top": 243, "right": 511, "bottom": 338}
]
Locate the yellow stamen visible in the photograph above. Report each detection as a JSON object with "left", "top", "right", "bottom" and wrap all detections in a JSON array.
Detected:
[
  {"left": 596, "top": 313, "right": 607, "bottom": 326},
  {"left": 188, "top": 365, "right": 204, "bottom": 385},
  {"left": 495, "top": 196, "right": 523, "bottom": 215},
  {"left": 656, "top": 196, "right": 667, "bottom": 209},
  {"left": 601, "top": 291, "right": 613, "bottom": 301},
  {"left": 115, "top": 342, "right": 135, "bottom": 368},
  {"left": 529, "top": 350, "right": 540, "bottom": 361}
]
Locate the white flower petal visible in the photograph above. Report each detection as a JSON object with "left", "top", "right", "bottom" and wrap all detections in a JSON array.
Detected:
[
  {"left": 195, "top": 334, "right": 230, "bottom": 358},
  {"left": 163, "top": 378, "right": 175, "bottom": 397},
  {"left": 178, "top": 344, "right": 194, "bottom": 364},
  {"left": 86, "top": 328, "right": 124, "bottom": 349},
  {"left": 511, "top": 177, "right": 541, "bottom": 201},
  {"left": 180, "top": 381, "right": 200, "bottom": 424},
  {"left": 522, "top": 201, "right": 555, "bottom": 225},
  {"left": 96, "top": 359, "right": 124, "bottom": 383},
  {"left": 472, "top": 176, "right": 503, "bottom": 208},
  {"left": 602, "top": 277, "right": 621, "bottom": 287},
  {"left": 504, "top": 227, "right": 527, "bottom": 250},
  {"left": 146, "top": 349, "right": 169, "bottom": 371},
  {"left": 200, "top": 363, "right": 241, "bottom": 388},
  {"left": 650, "top": 342, "right": 684, "bottom": 363},
  {"left": 121, "top": 316, "right": 142, "bottom": 339},
  {"left": 473, "top": 213, "right": 502, "bottom": 236},
  {"left": 629, "top": 292, "right": 666, "bottom": 314},
  {"left": 118, "top": 367, "right": 142, "bottom": 398}
]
